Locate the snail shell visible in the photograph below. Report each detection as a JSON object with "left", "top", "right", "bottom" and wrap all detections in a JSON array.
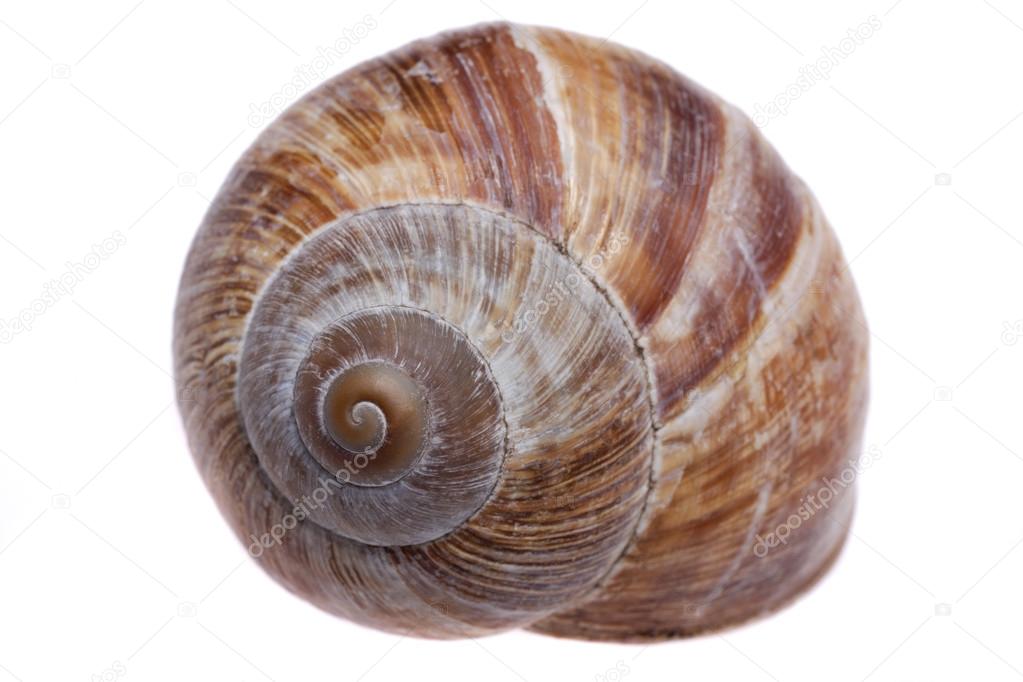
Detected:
[{"left": 174, "top": 22, "right": 868, "bottom": 641}]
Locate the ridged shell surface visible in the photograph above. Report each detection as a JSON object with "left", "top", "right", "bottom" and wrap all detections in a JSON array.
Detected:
[{"left": 174, "top": 22, "right": 869, "bottom": 640}]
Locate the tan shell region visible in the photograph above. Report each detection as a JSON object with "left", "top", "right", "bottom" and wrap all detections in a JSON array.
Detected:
[{"left": 174, "top": 22, "right": 869, "bottom": 640}]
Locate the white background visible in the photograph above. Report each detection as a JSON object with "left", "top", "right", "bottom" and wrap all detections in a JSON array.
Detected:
[{"left": 1, "top": 1, "right": 1021, "bottom": 680}]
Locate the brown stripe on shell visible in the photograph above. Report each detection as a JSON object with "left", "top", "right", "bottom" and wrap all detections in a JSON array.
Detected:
[
  {"left": 523, "top": 26, "right": 724, "bottom": 330},
  {"left": 644, "top": 109, "right": 806, "bottom": 419}
]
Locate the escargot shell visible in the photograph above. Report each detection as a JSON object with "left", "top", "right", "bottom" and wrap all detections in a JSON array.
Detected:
[{"left": 174, "top": 22, "right": 868, "bottom": 640}]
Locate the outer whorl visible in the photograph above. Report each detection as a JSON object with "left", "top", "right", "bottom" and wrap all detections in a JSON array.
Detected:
[{"left": 174, "top": 22, "right": 868, "bottom": 640}]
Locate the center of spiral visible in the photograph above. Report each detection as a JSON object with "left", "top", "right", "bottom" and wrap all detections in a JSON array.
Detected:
[
  {"left": 321, "top": 362, "right": 426, "bottom": 465},
  {"left": 268, "top": 302, "right": 507, "bottom": 543},
  {"left": 292, "top": 326, "right": 433, "bottom": 488}
]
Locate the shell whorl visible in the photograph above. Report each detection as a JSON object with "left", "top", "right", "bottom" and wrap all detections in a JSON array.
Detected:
[
  {"left": 174, "top": 22, "right": 869, "bottom": 640},
  {"left": 233, "top": 201, "right": 653, "bottom": 615}
]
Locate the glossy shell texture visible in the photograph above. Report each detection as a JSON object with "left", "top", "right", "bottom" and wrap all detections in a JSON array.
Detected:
[{"left": 174, "top": 22, "right": 869, "bottom": 641}]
